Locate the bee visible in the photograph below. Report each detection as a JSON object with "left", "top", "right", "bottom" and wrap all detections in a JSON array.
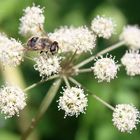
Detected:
[{"left": 27, "top": 36, "right": 59, "bottom": 55}]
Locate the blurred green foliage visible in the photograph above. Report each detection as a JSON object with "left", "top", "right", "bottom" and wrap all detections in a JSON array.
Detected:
[{"left": 0, "top": 0, "right": 140, "bottom": 140}]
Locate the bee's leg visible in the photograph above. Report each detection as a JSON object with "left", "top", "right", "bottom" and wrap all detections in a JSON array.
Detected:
[
  {"left": 45, "top": 51, "right": 48, "bottom": 55},
  {"left": 40, "top": 51, "right": 43, "bottom": 54}
]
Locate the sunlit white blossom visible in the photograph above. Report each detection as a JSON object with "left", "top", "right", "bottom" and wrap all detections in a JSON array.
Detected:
[
  {"left": 91, "top": 55, "right": 119, "bottom": 82},
  {"left": 0, "top": 33, "right": 24, "bottom": 67},
  {"left": 112, "top": 104, "right": 140, "bottom": 133},
  {"left": 49, "top": 26, "right": 96, "bottom": 53},
  {"left": 0, "top": 84, "right": 27, "bottom": 119},
  {"left": 58, "top": 87, "right": 88, "bottom": 118},
  {"left": 19, "top": 4, "right": 45, "bottom": 36},
  {"left": 121, "top": 50, "right": 140, "bottom": 76},
  {"left": 34, "top": 53, "right": 61, "bottom": 78},
  {"left": 120, "top": 25, "right": 140, "bottom": 49},
  {"left": 91, "top": 15, "right": 115, "bottom": 39}
]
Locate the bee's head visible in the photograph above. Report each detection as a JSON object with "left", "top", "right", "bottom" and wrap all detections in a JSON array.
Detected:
[
  {"left": 50, "top": 41, "right": 59, "bottom": 54},
  {"left": 27, "top": 36, "right": 39, "bottom": 48}
]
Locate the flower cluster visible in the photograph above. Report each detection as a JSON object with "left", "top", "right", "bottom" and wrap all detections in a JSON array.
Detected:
[
  {"left": 91, "top": 55, "right": 119, "bottom": 82},
  {"left": 121, "top": 50, "right": 140, "bottom": 76},
  {"left": 120, "top": 25, "right": 140, "bottom": 49},
  {"left": 49, "top": 26, "right": 96, "bottom": 53},
  {"left": 0, "top": 3, "right": 140, "bottom": 136},
  {"left": 91, "top": 15, "right": 115, "bottom": 39},
  {"left": 58, "top": 87, "right": 88, "bottom": 118},
  {"left": 112, "top": 104, "right": 140, "bottom": 133},
  {"left": 19, "top": 4, "right": 45, "bottom": 36},
  {"left": 0, "top": 84, "right": 27, "bottom": 119},
  {"left": 34, "top": 53, "right": 61, "bottom": 78},
  {"left": 0, "top": 33, "right": 24, "bottom": 67}
]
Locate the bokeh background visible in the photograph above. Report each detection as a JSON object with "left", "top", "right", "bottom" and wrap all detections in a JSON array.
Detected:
[{"left": 0, "top": 0, "right": 140, "bottom": 140}]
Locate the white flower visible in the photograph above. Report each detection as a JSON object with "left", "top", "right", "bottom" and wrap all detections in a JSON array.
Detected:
[
  {"left": 49, "top": 26, "right": 96, "bottom": 53},
  {"left": 91, "top": 55, "right": 119, "bottom": 82},
  {"left": 112, "top": 104, "right": 140, "bottom": 133},
  {"left": 121, "top": 50, "right": 140, "bottom": 76},
  {"left": 19, "top": 4, "right": 45, "bottom": 36},
  {"left": 0, "top": 33, "right": 24, "bottom": 67},
  {"left": 34, "top": 53, "right": 61, "bottom": 78},
  {"left": 91, "top": 15, "right": 115, "bottom": 39},
  {"left": 120, "top": 26, "right": 140, "bottom": 49},
  {"left": 0, "top": 84, "right": 27, "bottom": 119},
  {"left": 58, "top": 87, "right": 88, "bottom": 118}
]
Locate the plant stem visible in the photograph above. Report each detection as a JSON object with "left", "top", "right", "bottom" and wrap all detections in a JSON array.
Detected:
[
  {"left": 69, "top": 77, "right": 81, "bottom": 87},
  {"left": 24, "top": 56, "right": 34, "bottom": 61},
  {"left": 78, "top": 68, "right": 92, "bottom": 73},
  {"left": 21, "top": 79, "right": 62, "bottom": 140},
  {"left": 69, "top": 77, "right": 115, "bottom": 111},
  {"left": 24, "top": 75, "right": 59, "bottom": 92},
  {"left": 92, "top": 94, "right": 115, "bottom": 111},
  {"left": 63, "top": 76, "right": 71, "bottom": 88},
  {"left": 74, "top": 41, "right": 125, "bottom": 69}
]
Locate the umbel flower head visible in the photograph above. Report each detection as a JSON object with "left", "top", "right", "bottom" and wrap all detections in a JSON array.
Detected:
[
  {"left": 34, "top": 53, "right": 61, "bottom": 78},
  {"left": 49, "top": 26, "right": 96, "bottom": 53},
  {"left": 91, "top": 15, "right": 115, "bottom": 39},
  {"left": 112, "top": 104, "right": 140, "bottom": 133},
  {"left": 91, "top": 55, "right": 119, "bottom": 82},
  {"left": 58, "top": 87, "right": 88, "bottom": 118},
  {"left": 0, "top": 84, "right": 27, "bottom": 119},
  {"left": 121, "top": 50, "right": 140, "bottom": 76},
  {"left": 19, "top": 4, "right": 45, "bottom": 36},
  {"left": 0, "top": 33, "right": 24, "bottom": 67},
  {"left": 120, "top": 25, "right": 140, "bottom": 49}
]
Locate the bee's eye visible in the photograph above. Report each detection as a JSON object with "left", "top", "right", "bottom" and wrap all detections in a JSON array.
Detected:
[
  {"left": 50, "top": 41, "right": 59, "bottom": 54},
  {"left": 27, "top": 37, "right": 39, "bottom": 47}
]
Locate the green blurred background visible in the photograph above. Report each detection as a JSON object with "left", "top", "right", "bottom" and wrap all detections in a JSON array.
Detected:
[{"left": 0, "top": 0, "right": 140, "bottom": 140}]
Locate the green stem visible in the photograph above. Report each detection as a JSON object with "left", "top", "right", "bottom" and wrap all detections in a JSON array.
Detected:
[
  {"left": 74, "top": 41, "right": 124, "bottom": 69},
  {"left": 24, "top": 56, "right": 34, "bottom": 61},
  {"left": 69, "top": 77, "right": 81, "bottom": 87},
  {"left": 78, "top": 68, "right": 92, "bottom": 73},
  {"left": 69, "top": 77, "right": 114, "bottom": 111},
  {"left": 63, "top": 76, "right": 71, "bottom": 88},
  {"left": 21, "top": 79, "right": 62, "bottom": 140},
  {"left": 24, "top": 75, "right": 59, "bottom": 92},
  {"left": 91, "top": 94, "right": 115, "bottom": 111}
]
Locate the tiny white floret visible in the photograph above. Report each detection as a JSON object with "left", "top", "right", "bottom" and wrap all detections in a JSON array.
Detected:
[
  {"left": 91, "top": 15, "right": 115, "bottom": 39},
  {"left": 121, "top": 50, "right": 140, "bottom": 76},
  {"left": 112, "top": 104, "right": 140, "bottom": 133},
  {"left": 0, "top": 33, "right": 24, "bottom": 67},
  {"left": 120, "top": 25, "right": 140, "bottom": 49},
  {"left": 91, "top": 55, "right": 119, "bottom": 82},
  {"left": 19, "top": 4, "right": 45, "bottom": 36},
  {"left": 34, "top": 53, "right": 61, "bottom": 78},
  {"left": 0, "top": 84, "right": 27, "bottom": 119},
  {"left": 49, "top": 26, "right": 96, "bottom": 53},
  {"left": 58, "top": 87, "right": 88, "bottom": 118}
]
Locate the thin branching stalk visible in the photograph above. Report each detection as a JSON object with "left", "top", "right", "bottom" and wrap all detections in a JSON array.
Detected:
[
  {"left": 91, "top": 94, "right": 115, "bottom": 111},
  {"left": 69, "top": 77, "right": 115, "bottom": 111},
  {"left": 78, "top": 68, "right": 92, "bottom": 73},
  {"left": 24, "top": 56, "right": 34, "bottom": 61},
  {"left": 63, "top": 76, "right": 71, "bottom": 88},
  {"left": 24, "top": 75, "right": 59, "bottom": 92},
  {"left": 74, "top": 41, "right": 125, "bottom": 69},
  {"left": 21, "top": 79, "right": 62, "bottom": 140},
  {"left": 69, "top": 77, "right": 81, "bottom": 87},
  {"left": 67, "top": 50, "right": 77, "bottom": 64}
]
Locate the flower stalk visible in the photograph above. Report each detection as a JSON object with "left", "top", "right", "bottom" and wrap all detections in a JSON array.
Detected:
[
  {"left": 74, "top": 41, "right": 125, "bottom": 69},
  {"left": 24, "top": 75, "right": 59, "bottom": 92},
  {"left": 69, "top": 77, "right": 115, "bottom": 110},
  {"left": 22, "top": 78, "right": 62, "bottom": 140}
]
